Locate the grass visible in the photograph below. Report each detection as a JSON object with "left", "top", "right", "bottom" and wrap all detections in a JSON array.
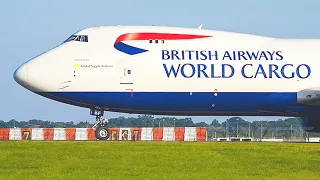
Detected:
[{"left": 0, "top": 141, "right": 320, "bottom": 180}]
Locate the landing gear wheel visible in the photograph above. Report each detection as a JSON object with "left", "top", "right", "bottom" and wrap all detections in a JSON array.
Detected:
[{"left": 95, "top": 126, "right": 110, "bottom": 140}]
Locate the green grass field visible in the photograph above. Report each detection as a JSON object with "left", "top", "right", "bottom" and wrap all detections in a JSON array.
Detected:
[{"left": 0, "top": 141, "right": 319, "bottom": 180}]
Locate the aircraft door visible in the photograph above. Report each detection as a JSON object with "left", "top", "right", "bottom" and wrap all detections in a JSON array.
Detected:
[
  {"left": 118, "top": 59, "right": 135, "bottom": 98},
  {"left": 118, "top": 60, "right": 134, "bottom": 86},
  {"left": 120, "top": 67, "right": 133, "bottom": 85}
]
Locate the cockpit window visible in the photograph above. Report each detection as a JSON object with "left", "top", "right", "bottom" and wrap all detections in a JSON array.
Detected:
[{"left": 64, "top": 35, "right": 88, "bottom": 43}]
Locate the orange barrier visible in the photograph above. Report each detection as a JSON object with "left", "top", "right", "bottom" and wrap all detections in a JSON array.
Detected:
[
  {"left": 196, "top": 127, "right": 207, "bottom": 141},
  {"left": 65, "top": 128, "right": 76, "bottom": 141},
  {"left": 174, "top": 127, "right": 185, "bottom": 141},
  {"left": 152, "top": 128, "right": 163, "bottom": 141},
  {"left": 0, "top": 127, "right": 207, "bottom": 141},
  {"left": 21, "top": 128, "right": 32, "bottom": 140},
  {"left": 87, "top": 128, "right": 96, "bottom": 141},
  {"left": 130, "top": 128, "right": 142, "bottom": 141},
  {"left": 109, "top": 128, "right": 120, "bottom": 141},
  {"left": 43, "top": 128, "right": 54, "bottom": 140},
  {"left": 120, "top": 128, "right": 130, "bottom": 141},
  {"left": 0, "top": 128, "right": 10, "bottom": 140}
]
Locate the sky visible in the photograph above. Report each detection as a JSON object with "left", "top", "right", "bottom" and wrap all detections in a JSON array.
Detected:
[{"left": 1, "top": 0, "right": 320, "bottom": 123}]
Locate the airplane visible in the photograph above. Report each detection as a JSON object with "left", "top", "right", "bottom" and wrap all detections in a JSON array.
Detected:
[{"left": 13, "top": 25, "right": 320, "bottom": 140}]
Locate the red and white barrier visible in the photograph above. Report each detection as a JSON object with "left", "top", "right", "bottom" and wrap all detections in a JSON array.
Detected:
[
  {"left": 196, "top": 127, "right": 207, "bottom": 141},
  {"left": 75, "top": 128, "right": 88, "bottom": 140},
  {"left": 141, "top": 127, "right": 153, "bottom": 141},
  {"left": 174, "top": 127, "right": 185, "bottom": 141},
  {"left": 9, "top": 128, "right": 21, "bottom": 140},
  {"left": 53, "top": 128, "right": 65, "bottom": 140},
  {"left": 32, "top": 128, "right": 44, "bottom": 140},
  {"left": 163, "top": 127, "right": 175, "bottom": 141},
  {"left": 0, "top": 127, "right": 207, "bottom": 141},
  {"left": 152, "top": 127, "right": 163, "bottom": 141},
  {"left": 184, "top": 127, "right": 196, "bottom": 141},
  {"left": 119, "top": 128, "right": 131, "bottom": 141}
]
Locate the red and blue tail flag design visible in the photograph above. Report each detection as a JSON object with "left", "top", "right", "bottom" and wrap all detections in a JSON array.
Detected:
[{"left": 114, "top": 33, "right": 211, "bottom": 55}]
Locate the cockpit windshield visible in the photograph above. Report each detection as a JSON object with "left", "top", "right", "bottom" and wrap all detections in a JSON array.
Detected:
[{"left": 63, "top": 35, "right": 88, "bottom": 43}]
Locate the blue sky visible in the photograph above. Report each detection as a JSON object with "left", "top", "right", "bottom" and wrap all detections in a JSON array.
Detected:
[{"left": 1, "top": 0, "right": 320, "bottom": 123}]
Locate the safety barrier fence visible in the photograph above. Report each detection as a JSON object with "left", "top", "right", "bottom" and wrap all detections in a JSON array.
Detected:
[{"left": 0, "top": 127, "right": 207, "bottom": 141}]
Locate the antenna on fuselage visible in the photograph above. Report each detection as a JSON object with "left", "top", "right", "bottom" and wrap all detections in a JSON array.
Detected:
[{"left": 197, "top": 24, "right": 203, "bottom": 29}]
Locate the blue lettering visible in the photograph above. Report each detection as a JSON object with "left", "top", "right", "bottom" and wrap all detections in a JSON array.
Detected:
[
  {"left": 181, "top": 63, "right": 195, "bottom": 78},
  {"left": 185, "top": 50, "right": 193, "bottom": 60},
  {"left": 194, "top": 50, "right": 199, "bottom": 60},
  {"left": 267, "top": 51, "right": 275, "bottom": 60},
  {"left": 222, "top": 51, "right": 232, "bottom": 60},
  {"left": 200, "top": 50, "right": 207, "bottom": 60},
  {"left": 238, "top": 51, "right": 247, "bottom": 60},
  {"left": 254, "top": 64, "right": 267, "bottom": 78},
  {"left": 162, "top": 50, "right": 170, "bottom": 60},
  {"left": 269, "top": 64, "right": 281, "bottom": 78},
  {"left": 171, "top": 50, "right": 181, "bottom": 60},
  {"left": 241, "top": 64, "right": 253, "bottom": 78},
  {"left": 211, "top": 64, "right": 221, "bottom": 78},
  {"left": 246, "top": 51, "right": 259, "bottom": 60},
  {"left": 222, "top": 64, "right": 234, "bottom": 78},
  {"left": 281, "top": 64, "right": 294, "bottom": 79},
  {"left": 197, "top": 64, "right": 209, "bottom": 78},
  {"left": 188, "top": 50, "right": 198, "bottom": 60},
  {"left": 232, "top": 51, "right": 237, "bottom": 60},
  {"left": 208, "top": 51, "right": 218, "bottom": 60},
  {"left": 297, "top": 64, "right": 311, "bottom": 79},
  {"left": 276, "top": 51, "right": 283, "bottom": 60},
  {"left": 162, "top": 50, "right": 285, "bottom": 61},
  {"left": 163, "top": 64, "right": 180, "bottom": 78},
  {"left": 181, "top": 50, "right": 185, "bottom": 60},
  {"left": 259, "top": 51, "right": 268, "bottom": 60}
]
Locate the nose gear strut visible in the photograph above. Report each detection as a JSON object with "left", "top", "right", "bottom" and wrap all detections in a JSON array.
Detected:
[{"left": 92, "top": 116, "right": 108, "bottom": 130}]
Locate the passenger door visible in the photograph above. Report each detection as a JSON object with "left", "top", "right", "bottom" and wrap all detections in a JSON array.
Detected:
[
  {"left": 118, "top": 60, "right": 134, "bottom": 96},
  {"left": 119, "top": 66, "right": 133, "bottom": 85}
]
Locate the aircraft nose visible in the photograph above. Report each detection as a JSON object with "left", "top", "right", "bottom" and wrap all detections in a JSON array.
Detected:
[{"left": 13, "top": 62, "right": 28, "bottom": 87}]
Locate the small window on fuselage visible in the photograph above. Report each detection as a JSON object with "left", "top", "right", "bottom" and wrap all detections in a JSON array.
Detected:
[
  {"left": 80, "top": 35, "right": 88, "bottom": 42},
  {"left": 63, "top": 35, "right": 88, "bottom": 43}
]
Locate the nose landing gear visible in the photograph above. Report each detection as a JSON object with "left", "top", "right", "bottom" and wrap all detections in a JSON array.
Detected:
[
  {"left": 95, "top": 126, "right": 110, "bottom": 140},
  {"left": 90, "top": 109, "right": 110, "bottom": 140}
]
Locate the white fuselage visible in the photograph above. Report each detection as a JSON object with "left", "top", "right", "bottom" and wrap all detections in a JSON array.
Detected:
[{"left": 13, "top": 26, "right": 320, "bottom": 118}]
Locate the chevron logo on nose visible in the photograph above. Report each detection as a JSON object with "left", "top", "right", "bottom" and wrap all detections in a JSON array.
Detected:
[{"left": 114, "top": 33, "right": 211, "bottom": 55}]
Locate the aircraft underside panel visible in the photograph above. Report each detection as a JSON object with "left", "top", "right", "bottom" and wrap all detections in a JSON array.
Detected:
[{"left": 39, "top": 91, "right": 304, "bottom": 116}]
